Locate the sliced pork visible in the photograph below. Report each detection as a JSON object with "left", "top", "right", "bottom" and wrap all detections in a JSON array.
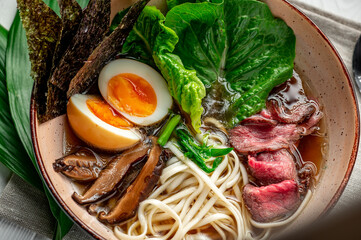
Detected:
[
  {"left": 248, "top": 149, "right": 297, "bottom": 185},
  {"left": 243, "top": 180, "right": 300, "bottom": 222}
]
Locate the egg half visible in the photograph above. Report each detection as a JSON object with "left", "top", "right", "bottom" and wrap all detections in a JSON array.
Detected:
[
  {"left": 98, "top": 59, "right": 172, "bottom": 126},
  {"left": 67, "top": 94, "right": 142, "bottom": 151}
]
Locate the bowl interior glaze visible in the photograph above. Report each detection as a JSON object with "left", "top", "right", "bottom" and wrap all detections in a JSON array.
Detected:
[{"left": 31, "top": 0, "right": 359, "bottom": 239}]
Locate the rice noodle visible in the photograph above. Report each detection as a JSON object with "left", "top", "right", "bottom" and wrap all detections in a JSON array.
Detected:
[{"left": 114, "top": 132, "right": 312, "bottom": 240}]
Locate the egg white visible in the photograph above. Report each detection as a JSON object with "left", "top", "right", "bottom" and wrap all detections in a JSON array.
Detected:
[
  {"left": 67, "top": 94, "right": 142, "bottom": 151},
  {"left": 98, "top": 59, "right": 172, "bottom": 126}
]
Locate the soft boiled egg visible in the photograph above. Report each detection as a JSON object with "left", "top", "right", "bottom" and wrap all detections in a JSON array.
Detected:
[
  {"left": 98, "top": 59, "right": 172, "bottom": 126},
  {"left": 67, "top": 94, "right": 142, "bottom": 151}
]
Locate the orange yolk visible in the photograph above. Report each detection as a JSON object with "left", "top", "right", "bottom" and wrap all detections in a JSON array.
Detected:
[
  {"left": 86, "top": 98, "right": 133, "bottom": 128},
  {"left": 107, "top": 73, "right": 157, "bottom": 117}
]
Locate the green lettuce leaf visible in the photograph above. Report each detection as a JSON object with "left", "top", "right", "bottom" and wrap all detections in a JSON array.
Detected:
[
  {"left": 121, "top": 6, "right": 206, "bottom": 131},
  {"left": 165, "top": 0, "right": 295, "bottom": 126},
  {"left": 6, "top": 13, "right": 73, "bottom": 239}
]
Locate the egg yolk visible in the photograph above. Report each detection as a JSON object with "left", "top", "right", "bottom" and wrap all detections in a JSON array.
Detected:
[
  {"left": 86, "top": 98, "right": 133, "bottom": 128},
  {"left": 107, "top": 73, "right": 157, "bottom": 117}
]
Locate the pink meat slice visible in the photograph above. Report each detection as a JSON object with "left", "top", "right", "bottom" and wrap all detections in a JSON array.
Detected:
[
  {"left": 248, "top": 149, "right": 297, "bottom": 185},
  {"left": 230, "top": 108, "right": 322, "bottom": 154},
  {"left": 267, "top": 75, "right": 317, "bottom": 124},
  {"left": 230, "top": 122, "right": 301, "bottom": 154},
  {"left": 243, "top": 180, "right": 300, "bottom": 222}
]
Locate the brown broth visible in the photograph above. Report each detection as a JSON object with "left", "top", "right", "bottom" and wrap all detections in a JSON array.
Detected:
[{"left": 297, "top": 131, "right": 325, "bottom": 175}]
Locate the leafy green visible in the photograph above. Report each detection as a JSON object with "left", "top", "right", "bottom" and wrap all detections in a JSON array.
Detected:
[
  {"left": 0, "top": 24, "right": 42, "bottom": 188},
  {"left": 167, "top": 0, "right": 197, "bottom": 10},
  {"left": 42, "top": 0, "right": 61, "bottom": 16},
  {"left": 121, "top": 6, "right": 206, "bottom": 132},
  {"left": 174, "top": 125, "right": 232, "bottom": 173},
  {"left": 158, "top": 114, "right": 181, "bottom": 146},
  {"left": 6, "top": 13, "right": 73, "bottom": 239},
  {"left": 6, "top": 12, "right": 35, "bottom": 160},
  {"left": 43, "top": 0, "right": 91, "bottom": 15},
  {"left": 165, "top": 0, "right": 295, "bottom": 126},
  {"left": 110, "top": 7, "right": 130, "bottom": 33},
  {"left": 167, "top": 0, "right": 223, "bottom": 11},
  {"left": 76, "top": 0, "right": 90, "bottom": 9}
]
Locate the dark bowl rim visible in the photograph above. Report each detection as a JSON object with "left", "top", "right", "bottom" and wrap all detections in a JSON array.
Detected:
[{"left": 30, "top": 0, "right": 360, "bottom": 239}]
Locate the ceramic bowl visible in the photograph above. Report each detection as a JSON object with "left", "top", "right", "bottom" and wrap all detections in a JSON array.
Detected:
[{"left": 30, "top": 0, "right": 359, "bottom": 239}]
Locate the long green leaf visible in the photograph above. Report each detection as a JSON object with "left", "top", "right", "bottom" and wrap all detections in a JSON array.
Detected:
[
  {"left": 0, "top": 24, "right": 42, "bottom": 188},
  {"left": 42, "top": 0, "right": 61, "bottom": 17},
  {"left": 43, "top": 0, "right": 90, "bottom": 15},
  {"left": 6, "top": 12, "right": 35, "bottom": 161},
  {"left": 6, "top": 12, "right": 73, "bottom": 238}
]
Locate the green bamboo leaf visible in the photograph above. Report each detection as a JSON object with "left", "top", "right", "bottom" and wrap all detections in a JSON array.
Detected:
[
  {"left": 76, "top": 0, "right": 90, "bottom": 9},
  {"left": 0, "top": 24, "right": 42, "bottom": 188},
  {"left": 6, "top": 12, "right": 73, "bottom": 238},
  {"left": 6, "top": 12, "right": 35, "bottom": 162},
  {"left": 42, "top": 0, "right": 61, "bottom": 16},
  {"left": 43, "top": 0, "right": 90, "bottom": 15}
]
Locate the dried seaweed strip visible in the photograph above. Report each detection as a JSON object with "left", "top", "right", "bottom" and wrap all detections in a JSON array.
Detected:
[
  {"left": 52, "top": 0, "right": 83, "bottom": 68},
  {"left": 67, "top": 0, "right": 150, "bottom": 97},
  {"left": 49, "top": 0, "right": 111, "bottom": 92},
  {"left": 45, "top": 83, "right": 67, "bottom": 121},
  {"left": 17, "top": 0, "right": 61, "bottom": 121},
  {"left": 44, "top": 0, "right": 83, "bottom": 121}
]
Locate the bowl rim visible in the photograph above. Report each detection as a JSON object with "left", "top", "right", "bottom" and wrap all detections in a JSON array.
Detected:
[
  {"left": 281, "top": 0, "right": 360, "bottom": 215},
  {"left": 30, "top": 0, "right": 360, "bottom": 239}
]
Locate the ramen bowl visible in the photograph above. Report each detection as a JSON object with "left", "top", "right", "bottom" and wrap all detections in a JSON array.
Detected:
[{"left": 30, "top": 0, "right": 359, "bottom": 239}]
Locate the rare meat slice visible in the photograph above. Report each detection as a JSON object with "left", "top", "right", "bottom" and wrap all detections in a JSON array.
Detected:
[
  {"left": 230, "top": 108, "right": 322, "bottom": 154},
  {"left": 267, "top": 74, "right": 317, "bottom": 124},
  {"left": 243, "top": 180, "right": 300, "bottom": 222},
  {"left": 241, "top": 109, "right": 278, "bottom": 126},
  {"left": 230, "top": 122, "right": 301, "bottom": 154},
  {"left": 248, "top": 149, "right": 297, "bottom": 185}
]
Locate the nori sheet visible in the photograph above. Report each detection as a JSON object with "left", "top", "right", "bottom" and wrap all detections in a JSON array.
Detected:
[
  {"left": 17, "top": 0, "right": 61, "bottom": 122},
  {"left": 49, "top": 0, "right": 111, "bottom": 92},
  {"left": 67, "top": 0, "right": 150, "bottom": 97},
  {"left": 52, "top": 0, "right": 83, "bottom": 69},
  {"left": 44, "top": 0, "right": 83, "bottom": 121}
]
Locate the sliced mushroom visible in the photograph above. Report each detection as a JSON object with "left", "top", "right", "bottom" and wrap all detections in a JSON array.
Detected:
[
  {"left": 87, "top": 157, "right": 147, "bottom": 217},
  {"left": 72, "top": 142, "right": 150, "bottom": 204},
  {"left": 99, "top": 137, "right": 164, "bottom": 224},
  {"left": 53, "top": 147, "right": 107, "bottom": 181}
]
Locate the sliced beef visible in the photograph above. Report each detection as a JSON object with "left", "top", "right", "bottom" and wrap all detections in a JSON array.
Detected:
[
  {"left": 230, "top": 122, "right": 301, "bottom": 154},
  {"left": 267, "top": 74, "right": 317, "bottom": 124},
  {"left": 268, "top": 100, "right": 316, "bottom": 124},
  {"left": 241, "top": 109, "right": 278, "bottom": 126},
  {"left": 243, "top": 180, "right": 300, "bottom": 222},
  {"left": 248, "top": 149, "right": 297, "bottom": 185},
  {"left": 298, "top": 109, "right": 323, "bottom": 135},
  {"left": 230, "top": 108, "right": 322, "bottom": 154}
]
